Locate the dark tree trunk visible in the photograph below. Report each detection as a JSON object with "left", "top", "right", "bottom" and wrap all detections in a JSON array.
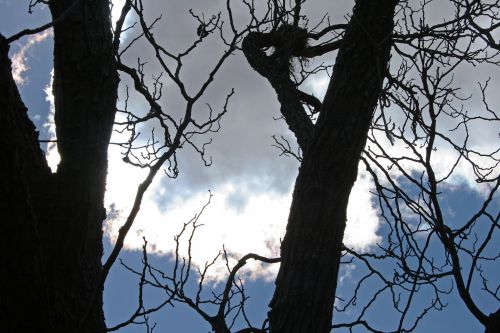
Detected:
[
  {"left": 486, "top": 309, "right": 500, "bottom": 333},
  {"left": 242, "top": 29, "right": 314, "bottom": 150},
  {"left": 0, "top": 0, "right": 117, "bottom": 331},
  {"left": 0, "top": 34, "right": 53, "bottom": 332},
  {"left": 268, "top": 1, "right": 396, "bottom": 332}
]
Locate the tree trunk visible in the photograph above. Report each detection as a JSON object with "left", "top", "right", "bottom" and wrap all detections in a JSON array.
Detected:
[
  {"left": 0, "top": 0, "right": 117, "bottom": 331},
  {"left": 268, "top": 1, "right": 396, "bottom": 332},
  {"left": 0, "top": 33, "right": 53, "bottom": 332},
  {"left": 486, "top": 309, "right": 500, "bottom": 333}
]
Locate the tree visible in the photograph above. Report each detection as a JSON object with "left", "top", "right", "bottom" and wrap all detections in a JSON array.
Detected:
[
  {"left": 1, "top": 0, "right": 244, "bottom": 331},
  {"left": 1, "top": 0, "right": 117, "bottom": 330},
  {"left": 1, "top": 0, "right": 498, "bottom": 333},
  {"left": 243, "top": 1, "right": 397, "bottom": 332},
  {"left": 241, "top": 1, "right": 499, "bottom": 332}
]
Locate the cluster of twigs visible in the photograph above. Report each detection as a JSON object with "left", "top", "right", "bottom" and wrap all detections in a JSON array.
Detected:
[{"left": 106, "top": 193, "right": 279, "bottom": 333}]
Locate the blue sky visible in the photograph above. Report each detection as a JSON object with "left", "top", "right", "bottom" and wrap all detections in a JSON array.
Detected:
[{"left": 1, "top": 0, "right": 498, "bottom": 332}]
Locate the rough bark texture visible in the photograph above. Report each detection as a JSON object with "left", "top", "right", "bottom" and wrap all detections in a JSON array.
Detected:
[
  {"left": 268, "top": 1, "right": 396, "bottom": 332},
  {"left": 0, "top": 0, "right": 117, "bottom": 331},
  {"left": 242, "top": 28, "right": 314, "bottom": 150},
  {"left": 0, "top": 34, "right": 53, "bottom": 332}
]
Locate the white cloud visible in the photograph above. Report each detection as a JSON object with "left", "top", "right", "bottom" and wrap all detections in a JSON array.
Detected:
[
  {"left": 111, "top": 0, "right": 126, "bottom": 24},
  {"left": 308, "top": 73, "right": 330, "bottom": 99},
  {"left": 104, "top": 142, "right": 383, "bottom": 282},
  {"left": 367, "top": 126, "right": 499, "bottom": 199},
  {"left": 11, "top": 29, "right": 52, "bottom": 86},
  {"left": 338, "top": 263, "right": 356, "bottom": 285},
  {"left": 344, "top": 171, "right": 382, "bottom": 251},
  {"left": 100, "top": 1, "right": 385, "bottom": 281},
  {"left": 43, "top": 69, "right": 60, "bottom": 172},
  {"left": 104, "top": 151, "right": 288, "bottom": 281},
  {"left": 111, "top": 0, "right": 134, "bottom": 42}
]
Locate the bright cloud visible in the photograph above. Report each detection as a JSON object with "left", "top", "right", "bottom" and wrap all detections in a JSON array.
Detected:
[
  {"left": 308, "top": 73, "right": 330, "bottom": 98},
  {"left": 104, "top": 145, "right": 288, "bottom": 281},
  {"left": 111, "top": 0, "right": 127, "bottom": 26},
  {"left": 344, "top": 171, "right": 381, "bottom": 251},
  {"left": 11, "top": 29, "right": 52, "bottom": 86},
  {"left": 100, "top": 47, "right": 383, "bottom": 283},
  {"left": 103, "top": 137, "right": 383, "bottom": 282},
  {"left": 367, "top": 127, "right": 499, "bottom": 198},
  {"left": 43, "top": 69, "right": 60, "bottom": 172}
]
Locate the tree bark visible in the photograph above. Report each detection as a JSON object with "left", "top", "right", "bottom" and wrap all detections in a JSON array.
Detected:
[
  {"left": 0, "top": 0, "right": 117, "bottom": 331},
  {"left": 0, "top": 33, "right": 53, "bottom": 332},
  {"left": 268, "top": 1, "right": 396, "bottom": 332},
  {"left": 242, "top": 29, "right": 314, "bottom": 150}
]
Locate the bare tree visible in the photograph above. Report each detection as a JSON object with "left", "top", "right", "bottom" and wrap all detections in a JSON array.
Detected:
[
  {"left": 1, "top": 0, "right": 118, "bottom": 330},
  {"left": 0, "top": 0, "right": 255, "bottom": 331},
  {"left": 247, "top": 2, "right": 396, "bottom": 332},
  {"left": 240, "top": 0, "right": 499, "bottom": 332}
]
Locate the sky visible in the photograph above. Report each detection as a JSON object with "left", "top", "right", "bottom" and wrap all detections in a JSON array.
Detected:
[{"left": 1, "top": 0, "right": 498, "bottom": 332}]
